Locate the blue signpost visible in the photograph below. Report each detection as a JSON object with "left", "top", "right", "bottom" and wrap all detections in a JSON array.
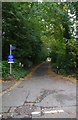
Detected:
[
  {"left": 8, "top": 44, "right": 16, "bottom": 75},
  {"left": 8, "top": 55, "right": 14, "bottom": 63}
]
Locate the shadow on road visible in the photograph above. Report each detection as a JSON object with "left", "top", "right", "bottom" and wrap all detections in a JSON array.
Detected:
[{"left": 33, "top": 62, "right": 49, "bottom": 77}]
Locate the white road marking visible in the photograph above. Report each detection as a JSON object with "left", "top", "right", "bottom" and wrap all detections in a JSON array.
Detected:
[
  {"left": 57, "top": 110, "right": 64, "bottom": 113},
  {"left": 31, "top": 109, "right": 64, "bottom": 115},
  {"left": 44, "top": 110, "right": 57, "bottom": 114},
  {"left": 31, "top": 111, "right": 40, "bottom": 115},
  {"left": 44, "top": 109, "right": 64, "bottom": 114},
  {"left": 0, "top": 114, "right": 2, "bottom": 118}
]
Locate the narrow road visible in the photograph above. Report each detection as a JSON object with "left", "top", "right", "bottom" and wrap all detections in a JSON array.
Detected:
[{"left": 1, "top": 62, "right": 76, "bottom": 118}]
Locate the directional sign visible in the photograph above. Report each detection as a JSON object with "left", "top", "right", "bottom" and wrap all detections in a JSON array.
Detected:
[
  {"left": 11, "top": 45, "right": 16, "bottom": 50},
  {"left": 8, "top": 55, "right": 14, "bottom": 63}
]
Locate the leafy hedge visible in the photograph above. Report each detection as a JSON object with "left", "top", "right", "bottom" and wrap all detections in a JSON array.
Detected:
[
  {"left": 51, "top": 61, "right": 76, "bottom": 77},
  {"left": 2, "top": 60, "right": 30, "bottom": 80}
]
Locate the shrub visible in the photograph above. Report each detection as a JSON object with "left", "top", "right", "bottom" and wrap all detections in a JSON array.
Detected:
[{"left": 2, "top": 60, "right": 30, "bottom": 80}]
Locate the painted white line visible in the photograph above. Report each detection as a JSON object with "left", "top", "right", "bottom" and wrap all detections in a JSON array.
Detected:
[
  {"left": 31, "top": 111, "right": 40, "bottom": 115},
  {"left": 0, "top": 114, "right": 2, "bottom": 118},
  {"left": 31, "top": 109, "right": 64, "bottom": 115},
  {"left": 44, "top": 110, "right": 57, "bottom": 114},
  {"left": 44, "top": 109, "right": 64, "bottom": 114},
  {"left": 57, "top": 110, "right": 64, "bottom": 113}
]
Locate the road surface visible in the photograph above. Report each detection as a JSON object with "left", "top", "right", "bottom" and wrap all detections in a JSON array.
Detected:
[{"left": 1, "top": 62, "right": 76, "bottom": 118}]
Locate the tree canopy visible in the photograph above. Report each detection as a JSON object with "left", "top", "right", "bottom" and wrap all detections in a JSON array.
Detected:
[{"left": 2, "top": 2, "right": 78, "bottom": 78}]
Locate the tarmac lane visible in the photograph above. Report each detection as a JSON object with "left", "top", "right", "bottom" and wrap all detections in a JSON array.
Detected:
[
  {"left": 1, "top": 62, "right": 76, "bottom": 119},
  {"left": 32, "top": 62, "right": 49, "bottom": 77}
]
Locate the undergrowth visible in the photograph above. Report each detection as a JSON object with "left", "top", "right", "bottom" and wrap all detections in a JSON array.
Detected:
[{"left": 2, "top": 60, "right": 30, "bottom": 80}]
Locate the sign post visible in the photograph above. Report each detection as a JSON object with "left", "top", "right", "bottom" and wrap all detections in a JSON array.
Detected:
[
  {"left": 8, "top": 44, "right": 15, "bottom": 75},
  {"left": 10, "top": 44, "right": 12, "bottom": 75}
]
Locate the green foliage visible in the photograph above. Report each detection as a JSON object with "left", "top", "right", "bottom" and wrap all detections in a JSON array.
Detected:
[
  {"left": 2, "top": 60, "right": 30, "bottom": 80},
  {"left": 2, "top": 2, "right": 78, "bottom": 79},
  {"left": 51, "top": 38, "right": 76, "bottom": 75},
  {"left": 2, "top": 61, "right": 10, "bottom": 79},
  {"left": 2, "top": 2, "right": 45, "bottom": 65},
  {"left": 0, "top": 63, "right": 1, "bottom": 72},
  {"left": 12, "top": 68, "right": 30, "bottom": 80}
]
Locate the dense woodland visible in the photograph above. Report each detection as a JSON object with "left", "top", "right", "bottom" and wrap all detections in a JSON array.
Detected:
[{"left": 2, "top": 2, "right": 78, "bottom": 79}]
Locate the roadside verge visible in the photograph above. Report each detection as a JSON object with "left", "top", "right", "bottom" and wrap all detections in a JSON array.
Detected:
[
  {"left": 48, "top": 64, "right": 77, "bottom": 84},
  {"left": 0, "top": 62, "right": 45, "bottom": 96}
]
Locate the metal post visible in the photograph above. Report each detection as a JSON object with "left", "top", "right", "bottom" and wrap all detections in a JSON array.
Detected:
[{"left": 10, "top": 44, "right": 12, "bottom": 75}]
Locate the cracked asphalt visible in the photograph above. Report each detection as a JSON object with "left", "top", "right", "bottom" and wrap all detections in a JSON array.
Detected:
[{"left": 1, "top": 62, "right": 76, "bottom": 118}]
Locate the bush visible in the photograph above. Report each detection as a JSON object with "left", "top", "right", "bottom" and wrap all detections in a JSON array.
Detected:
[
  {"left": 2, "top": 61, "right": 10, "bottom": 79},
  {"left": 51, "top": 63, "right": 57, "bottom": 69},
  {"left": 2, "top": 60, "right": 30, "bottom": 80}
]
